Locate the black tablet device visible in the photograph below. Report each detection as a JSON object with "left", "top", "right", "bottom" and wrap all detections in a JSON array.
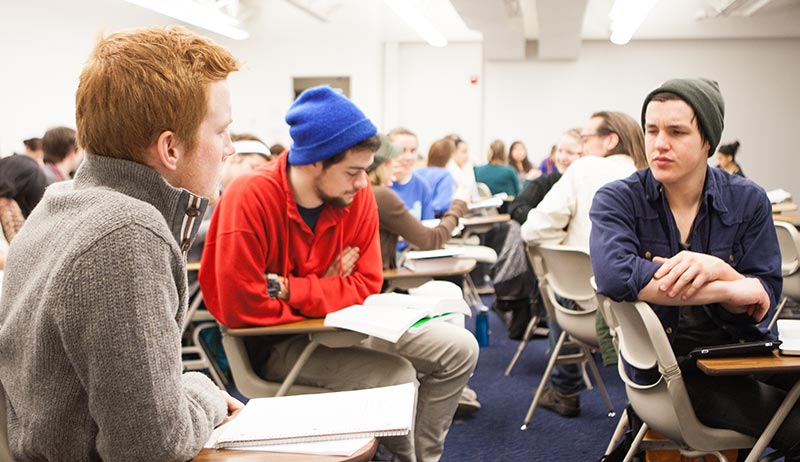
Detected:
[{"left": 689, "top": 340, "right": 782, "bottom": 359}]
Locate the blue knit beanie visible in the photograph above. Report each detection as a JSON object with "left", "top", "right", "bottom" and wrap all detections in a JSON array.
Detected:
[{"left": 286, "top": 85, "right": 377, "bottom": 165}]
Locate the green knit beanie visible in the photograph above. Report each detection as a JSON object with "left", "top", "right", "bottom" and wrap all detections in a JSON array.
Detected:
[{"left": 641, "top": 78, "right": 725, "bottom": 157}]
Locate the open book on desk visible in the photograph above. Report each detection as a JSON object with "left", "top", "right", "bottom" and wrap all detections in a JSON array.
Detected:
[
  {"left": 324, "top": 291, "right": 471, "bottom": 342},
  {"left": 212, "top": 383, "right": 415, "bottom": 449}
]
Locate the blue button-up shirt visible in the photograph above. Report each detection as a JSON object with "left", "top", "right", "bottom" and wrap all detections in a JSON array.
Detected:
[{"left": 590, "top": 166, "right": 781, "bottom": 344}]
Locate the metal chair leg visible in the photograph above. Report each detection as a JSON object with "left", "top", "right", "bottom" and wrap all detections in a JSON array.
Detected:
[
  {"left": 505, "top": 314, "right": 540, "bottom": 376},
  {"left": 582, "top": 345, "right": 615, "bottom": 417},
  {"left": 275, "top": 339, "right": 320, "bottom": 397},
  {"left": 521, "top": 330, "right": 567, "bottom": 430},
  {"left": 191, "top": 321, "right": 227, "bottom": 389},
  {"left": 768, "top": 295, "right": 788, "bottom": 330},
  {"left": 605, "top": 409, "right": 629, "bottom": 457},
  {"left": 623, "top": 422, "right": 648, "bottom": 462}
]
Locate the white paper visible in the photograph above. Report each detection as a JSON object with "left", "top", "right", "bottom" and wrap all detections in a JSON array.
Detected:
[
  {"left": 213, "top": 383, "right": 415, "bottom": 448},
  {"left": 778, "top": 319, "right": 800, "bottom": 354},
  {"left": 767, "top": 189, "right": 792, "bottom": 204},
  {"left": 205, "top": 427, "right": 370, "bottom": 456}
]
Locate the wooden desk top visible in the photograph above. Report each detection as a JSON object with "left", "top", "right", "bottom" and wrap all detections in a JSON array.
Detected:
[
  {"left": 772, "top": 202, "right": 798, "bottom": 214},
  {"left": 221, "top": 318, "right": 335, "bottom": 337},
  {"left": 193, "top": 438, "right": 377, "bottom": 462},
  {"left": 773, "top": 213, "right": 800, "bottom": 225},
  {"left": 461, "top": 213, "right": 510, "bottom": 227},
  {"left": 383, "top": 258, "right": 477, "bottom": 280},
  {"left": 187, "top": 261, "right": 202, "bottom": 272},
  {"left": 696, "top": 350, "right": 800, "bottom": 376}
]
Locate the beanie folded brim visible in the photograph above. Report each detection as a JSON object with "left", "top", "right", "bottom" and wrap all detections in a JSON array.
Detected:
[
  {"left": 288, "top": 118, "right": 377, "bottom": 165},
  {"left": 641, "top": 78, "right": 724, "bottom": 157}
]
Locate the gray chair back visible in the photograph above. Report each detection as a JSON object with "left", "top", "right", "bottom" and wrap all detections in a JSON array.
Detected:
[{"left": 611, "top": 300, "right": 755, "bottom": 451}]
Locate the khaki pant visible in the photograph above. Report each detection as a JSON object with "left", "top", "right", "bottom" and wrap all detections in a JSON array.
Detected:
[{"left": 262, "top": 322, "right": 479, "bottom": 462}]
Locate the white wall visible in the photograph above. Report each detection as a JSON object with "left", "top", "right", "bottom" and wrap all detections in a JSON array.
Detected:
[
  {"left": 391, "top": 42, "right": 483, "bottom": 161},
  {"left": 483, "top": 39, "right": 800, "bottom": 197},
  {"left": 2, "top": 1, "right": 798, "bottom": 200},
  {"left": 0, "top": 0, "right": 388, "bottom": 153}
]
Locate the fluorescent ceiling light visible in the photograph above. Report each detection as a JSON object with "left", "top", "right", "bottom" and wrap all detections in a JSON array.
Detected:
[
  {"left": 608, "top": 0, "right": 659, "bottom": 45},
  {"left": 384, "top": 0, "right": 448, "bottom": 47},
  {"left": 123, "top": 0, "right": 250, "bottom": 40}
]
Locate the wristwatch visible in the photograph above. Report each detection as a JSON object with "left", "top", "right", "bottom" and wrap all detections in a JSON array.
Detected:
[{"left": 266, "top": 273, "right": 281, "bottom": 299}]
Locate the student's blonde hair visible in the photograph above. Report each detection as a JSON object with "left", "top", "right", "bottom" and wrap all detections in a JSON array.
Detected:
[{"left": 76, "top": 26, "right": 240, "bottom": 162}]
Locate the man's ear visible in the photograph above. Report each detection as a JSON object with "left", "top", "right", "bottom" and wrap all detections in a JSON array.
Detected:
[
  {"left": 153, "top": 131, "right": 181, "bottom": 172},
  {"left": 605, "top": 132, "right": 620, "bottom": 153},
  {"left": 701, "top": 140, "right": 711, "bottom": 158}
]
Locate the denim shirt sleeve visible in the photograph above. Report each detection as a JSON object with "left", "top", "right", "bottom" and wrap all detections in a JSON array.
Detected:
[
  {"left": 719, "top": 188, "right": 782, "bottom": 324},
  {"left": 590, "top": 181, "right": 661, "bottom": 302}
]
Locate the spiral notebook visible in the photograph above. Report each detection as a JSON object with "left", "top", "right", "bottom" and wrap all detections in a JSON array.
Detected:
[{"left": 213, "top": 383, "right": 416, "bottom": 449}]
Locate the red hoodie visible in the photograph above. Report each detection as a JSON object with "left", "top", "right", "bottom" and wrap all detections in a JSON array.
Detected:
[{"left": 199, "top": 153, "right": 384, "bottom": 328}]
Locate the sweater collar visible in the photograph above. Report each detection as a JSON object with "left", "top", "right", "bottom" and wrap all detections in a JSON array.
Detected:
[{"left": 73, "top": 153, "right": 209, "bottom": 253}]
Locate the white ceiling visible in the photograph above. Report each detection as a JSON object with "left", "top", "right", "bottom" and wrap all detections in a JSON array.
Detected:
[{"left": 267, "top": 0, "right": 800, "bottom": 60}]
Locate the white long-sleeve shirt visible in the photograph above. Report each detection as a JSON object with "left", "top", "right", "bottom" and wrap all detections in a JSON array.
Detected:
[{"left": 521, "top": 154, "right": 637, "bottom": 250}]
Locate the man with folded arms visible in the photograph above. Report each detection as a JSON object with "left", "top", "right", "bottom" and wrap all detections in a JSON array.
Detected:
[
  {"left": 591, "top": 77, "right": 799, "bottom": 459},
  {"left": 200, "top": 85, "right": 478, "bottom": 462},
  {"left": 0, "top": 26, "right": 241, "bottom": 461}
]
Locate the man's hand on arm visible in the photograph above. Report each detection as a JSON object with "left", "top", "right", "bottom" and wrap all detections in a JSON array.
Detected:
[
  {"left": 719, "top": 277, "right": 770, "bottom": 322},
  {"left": 652, "top": 251, "right": 742, "bottom": 299},
  {"left": 639, "top": 274, "right": 770, "bottom": 323},
  {"left": 323, "top": 246, "right": 360, "bottom": 278}
]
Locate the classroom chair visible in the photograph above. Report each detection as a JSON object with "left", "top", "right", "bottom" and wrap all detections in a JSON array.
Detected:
[
  {"left": 772, "top": 221, "right": 800, "bottom": 329},
  {"left": 610, "top": 300, "right": 762, "bottom": 462},
  {"left": 181, "top": 282, "right": 227, "bottom": 389},
  {"left": 520, "top": 244, "right": 614, "bottom": 430},
  {"left": 220, "top": 320, "right": 366, "bottom": 398}
]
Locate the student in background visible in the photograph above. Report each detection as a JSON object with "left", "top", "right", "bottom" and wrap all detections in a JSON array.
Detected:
[
  {"left": 269, "top": 142, "right": 287, "bottom": 156},
  {"left": 446, "top": 135, "right": 477, "bottom": 199},
  {"left": 521, "top": 111, "right": 647, "bottom": 417},
  {"left": 474, "top": 139, "right": 521, "bottom": 198},
  {"left": 22, "top": 137, "right": 44, "bottom": 166},
  {"left": 508, "top": 140, "right": 540, "bottom": 185},
  {"left": 370, "top": 134, "right": 468, "bottom": 270},
  {"left": 591, "top": 78, "right": 798, "bottom": 459},
  {"left": 389, "top": 127, "right": 435, "bottom": 220},
  {"left": 538, "top": 144, "right": 558, "bottom": 175},
  {"left": 509, "top": 128, "right": 582, "bottom": 225},
  {"left": 369, "top": 134, "right": 481, "bottom": 416},
  {"left": 415, "top": 137, "right": 457, "bottom": 217},
  {"left": 0, "top": 155, "right": 47, "bottom": 285},
  {"left": 0, "top": 26, "right": 241, "bottom": 461},
  {"left": 41, "top": 126, "right": 83, "bottom": 184},
  {"left": 219, "top": 134, "right": 273, "bottom": 190},
  {"left": 200, "top": 86, "right": 478, "bottom": 462},
  {"left": 716, "top": 140, "right": 745, "bottom": 177}
]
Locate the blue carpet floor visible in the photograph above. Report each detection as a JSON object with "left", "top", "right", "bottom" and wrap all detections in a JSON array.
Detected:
[
  {"left": 441, "top": 295, "right": 627, "bottom": 462},
  {"left": 218, "top": 294, "right": 628, "bottom": 461}
]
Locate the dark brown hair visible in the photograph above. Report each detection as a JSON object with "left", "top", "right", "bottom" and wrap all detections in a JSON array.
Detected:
[
  {"left": 42, "top": 126, "right": 77, "bottom": 163},
  {"left": 509, "top": 140, "right": 533, "bottom": 173},
  {"left": 322, "top": 135, "right": 381, "bottom": 169},
  {"left": 427, "top": 138, "right": 456, "bottom": 167}
]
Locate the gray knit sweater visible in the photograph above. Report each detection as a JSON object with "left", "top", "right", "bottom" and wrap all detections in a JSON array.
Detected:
[{"left": 0, "top": 154, "right": 227, "bottom": 461}]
